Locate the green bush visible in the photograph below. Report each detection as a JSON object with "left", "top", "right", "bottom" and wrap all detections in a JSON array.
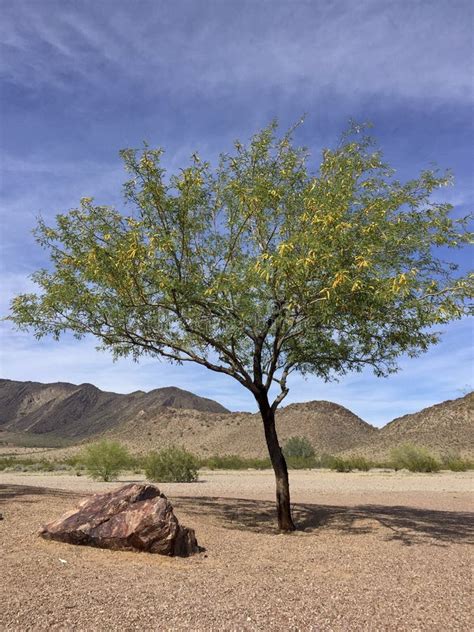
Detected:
[
  {"left": 203, "top": 454, "right": 271, "bottom": 470},
  {"left": 79, "top": 440, "right": 131, "bottom": 481},
  {"left": 144, "top": 446, "right": 199, "bottom": 482},
  {"left": 203, "top": 453, "right": 321, "bottom": 470},
  {"left": 0, "top": 457, "right": 15, "bottom": 471},
  {"left": 441, "top": 452, "right": 472, "bottom": 472},
  {"left": 318, "top": 453, "right": 337, "bottom": 469},
  {"left": 0, "top": 456, "right": 68, "bottom": 472},
  {"left": 286, "top": 455, "right": 318, "bottom": 469},
  {"left": 329, "top": 456, "right": 373, "bottom": 472},
  {"left": 330, "top": 457, "right": 353, "bottom": 472},
  {"left": 283, "top": 436, "right": 315, "bottom": 459},
  {"left": 390, "top": 444, "right": 441, "bottom": 473},
  {"left": 65, "top": 455, "right": 83, "bottom": 468},
  {"left": 348, "top": 456, "right": 372, "bottom": 471}
]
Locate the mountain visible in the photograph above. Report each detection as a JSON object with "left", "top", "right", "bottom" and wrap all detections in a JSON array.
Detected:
[
  {"left": 0, "top": 379, "right": 229, "bottom": 439},
  {"left": 376, "top": 392, "right": 474, "bottom": 457},
  {"left": 1, "top": 378, "right": 472, "bottom": 459},
  {"left": 104, "top": 399, "right": 378, "bottom": 457},
  {"left": 0, "top": 378, "right": 378, "bottom": 455},
  {"left": 102, "top": 392, "right": 474, "bottom": 458}
]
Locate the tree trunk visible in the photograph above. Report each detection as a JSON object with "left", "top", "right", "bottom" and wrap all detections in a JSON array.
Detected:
[{"left": 256, "top": 393, "right": 296, "bottom": 531}]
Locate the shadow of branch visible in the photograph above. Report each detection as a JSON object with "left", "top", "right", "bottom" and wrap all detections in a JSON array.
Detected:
[
  {"left": 2, "top": 485, "right": 471, "bottom": 547},
  {"left": 173, "top": 496, "right": 474, "bottom": 546},
  {"left": 0, "top": 484, "right": 82, "bottom": 504}
]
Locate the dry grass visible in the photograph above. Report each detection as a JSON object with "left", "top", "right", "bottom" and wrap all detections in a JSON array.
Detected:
[{"left": 1, "top": 470, "right": 472, "bottom": 631}]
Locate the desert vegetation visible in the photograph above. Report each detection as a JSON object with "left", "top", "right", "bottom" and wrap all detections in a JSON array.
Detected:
[
  {"left": 1, "top": 439, "right": 472, "bottom": 478},
  {"left": 79, "top": 440, "right": 131, "bottom": 481},
  {"left": 441, "top": 450, "right": 471, "bottom": 472},
  {"left": 389, "top": 444, "right": 441, "bottom": 473},
  {"left": 144, "top": 446, "right": 200, "bottom": 483}
]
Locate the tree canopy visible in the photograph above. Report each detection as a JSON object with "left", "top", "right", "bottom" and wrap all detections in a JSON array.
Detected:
[
  {"left": 12, "top": 122, "right": 472, "bottom": 404},
  {"left": 10, "top": 121, "right": 473, "bottom": 529}
]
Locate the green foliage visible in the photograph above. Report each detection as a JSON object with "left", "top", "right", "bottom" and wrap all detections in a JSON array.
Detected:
[
  {"left": 283, "top": 436, "right": 315, "bottom": 459},
  {"left": 390, "top": 444, "right": 441, "bottom": 473},
  {"left": 9, "top": 121, "right": 472, "bottom": 414},
  {"left": 144, "top": 446, "right": 199, "bottom": 482},
  {"left": 348, "top": 455, "right": 372, "bottom": 471},
  {"left": 203, "top": 453, "right": 326, "bottom": 470},
  {"left": 80, "top": 440, "right": 131, "bottom": 481},
  {"left": 286, "top": 456, "right": 318, "bottom": 469},
  {"left": 202, "top": 454, "right": 271, "bottom": 470},
  {"left": 329, "top": 455, "right": 373, "bottom": 472},
  {"left": 64, "top": 454, "right": 83, "bottom": 468},
  {"left": 330, "top": 457, "right": 353, "bottom": 472},
  {"left": 0, "top": 456, "right": 73, "bottom": 472},
  {"left": 441, "top": 451, "right": 472, "bottom": 472},
  {"left": 0, "top": 457, "right": 15, "bottom": 471},
  {"left": 317, "top": 453, "right": 338, "bottom": 468},
  {"left": 7, "top": 122, "right": 472, "bottom": 531}
]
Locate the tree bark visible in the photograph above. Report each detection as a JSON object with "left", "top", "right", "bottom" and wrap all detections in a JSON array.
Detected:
[{"left": 256, "top": 392, "right": 296, "bottom": 531}]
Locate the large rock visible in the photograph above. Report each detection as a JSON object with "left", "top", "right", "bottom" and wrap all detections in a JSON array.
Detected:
[{"left": 40, "top": 483, "right": 199, "bottom": 556}]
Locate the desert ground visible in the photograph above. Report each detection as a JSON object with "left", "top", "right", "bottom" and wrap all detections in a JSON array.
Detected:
[{"left": 1, "top": 470, "right": 472, "bottom": 631}]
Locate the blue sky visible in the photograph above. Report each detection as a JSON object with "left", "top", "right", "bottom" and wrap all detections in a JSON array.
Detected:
[{"left": 1, "top": 0, "right": 473, "bottom": 425}]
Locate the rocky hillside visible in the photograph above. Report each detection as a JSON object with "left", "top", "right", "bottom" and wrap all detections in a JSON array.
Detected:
[
  {"left": 103, "top": 399, "right": 377, "bottom": 457},
  {"left": 375, "top": 392, "right": 474, "bottom": 457},
  {"left": 0, "top": 379, "right": 229, "bottom": 439},
  {"left": 107, "top": 394, "right": 473, "bottom": 458},
  {"left": 1, "top": 378, "right": 472, "bottom": 459}
]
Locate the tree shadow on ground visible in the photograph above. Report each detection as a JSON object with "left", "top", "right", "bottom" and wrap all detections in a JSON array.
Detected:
[
  {"left": 172, "top": 496, "right": 474, "bottom": 546},
  {"left": 2, "top": 486, "right": 472, "bottom": 547},
  {"left": 0, "top": 484, "right": 82, "bottom": 504}
]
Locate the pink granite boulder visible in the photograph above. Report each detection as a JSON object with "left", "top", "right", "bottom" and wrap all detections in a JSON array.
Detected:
[{"left": 40, "top": 483, "right": 199, "bottom": 557}]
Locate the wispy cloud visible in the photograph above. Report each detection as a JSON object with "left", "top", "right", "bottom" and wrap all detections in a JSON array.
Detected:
[{"left": 1, "top": 1, "right": 472, "bottom": 103}]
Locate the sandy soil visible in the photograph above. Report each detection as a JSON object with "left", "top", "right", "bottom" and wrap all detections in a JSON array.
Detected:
[{"left": 1, "top": 470, "right": 472, "bottom": 631}]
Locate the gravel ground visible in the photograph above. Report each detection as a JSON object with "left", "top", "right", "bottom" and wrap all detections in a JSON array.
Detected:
[{"left": 1, "top": 470, "right": 472, "bottom": 631}]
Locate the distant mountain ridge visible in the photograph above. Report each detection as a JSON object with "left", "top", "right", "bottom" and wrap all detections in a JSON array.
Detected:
[
  {"left": 105, "top": 398, "right": 378, "bottom": 458},
  {"left": 0, "top": 378, "right": 472, "bottom": 458},
  {"left": 0, "top": 378, "right": 229, "bottom": 438}
]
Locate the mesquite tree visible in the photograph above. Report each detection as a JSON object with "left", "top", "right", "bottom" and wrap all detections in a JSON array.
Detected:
[{"left": 10, "top": 122, "right": 472, "bottom": 530}]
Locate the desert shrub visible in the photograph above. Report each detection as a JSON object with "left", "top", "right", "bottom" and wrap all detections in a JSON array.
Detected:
[
  {"left": 144, "top": 446, "right": 199, "bottom": 482},
  {"left": 390, "top": 444, "right": 441, "bottom": 473},
  {"left": 27, "top": 461, "right": 51, "bottom": 472},
  {"left": 0, "top": 457, "right": 15, "bottom": 471},
  {"left": 441, "top": 451, "right": 472, "bottom": 472},
  {"left": 0, "top": 457, "right": 64, "bottom": 472},
  {"left": 79, "top": 440, "right": 131, "bottom": 481},
  {"left": 65, "top": 455, "right": 88, "bottom": 474},
  {"left": 65, "top": 455, "right": 83, "bottom": 468},
  {"left": 283, "top": 436, "right": 315, "bottom": 459},
  {"left": 328, "top": 455, "right": 372, "bottom": 472},
  {"left": 372, "top": 460, "right": 394, "bottom": 470},
  {"left": 329, "top": 455, "right": 374, "bottom": 472},
  {"left": 318, "top": 453, "right": 337, "bottom": 469},
  {"left": 286, "top": 455, "right": 318, "bottom": 469},
  {"left": 347, "top": 456, "right": 372, "bottom": 471},
  {"left": 203, "top": 454, "right": 271, "bottom": 470},
  {"left": 204, "top": 454, "right": 321, "bottom": 470},
  {"left": 330, "top": 457, "right": 353, "bottom": 472},
  {"left": 11, "top": 464, "right": 28, "bottom": 472}
]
